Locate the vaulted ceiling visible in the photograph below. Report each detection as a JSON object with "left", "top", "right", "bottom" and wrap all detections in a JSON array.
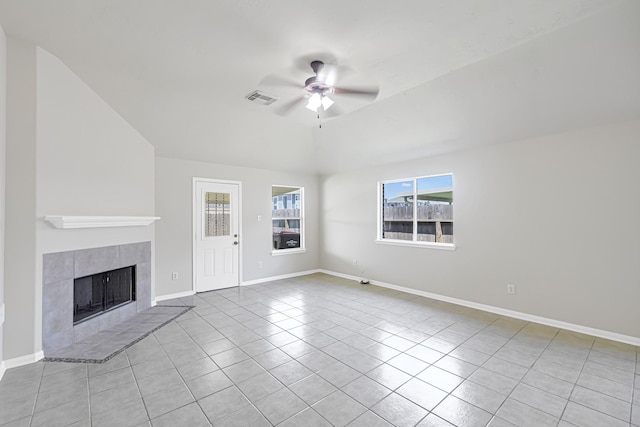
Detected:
[{"left": 1, "top": 0, "right": 638, "bottom": 174}]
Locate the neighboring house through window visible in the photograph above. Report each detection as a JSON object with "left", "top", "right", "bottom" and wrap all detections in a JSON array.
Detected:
[{"left": 272, "top": 185, "right": 305, "bottom": 253}]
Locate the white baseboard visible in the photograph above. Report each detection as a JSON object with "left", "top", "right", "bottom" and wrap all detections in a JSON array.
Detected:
[
  {"left": 3, "top": 350, "right": 44, "bottom": 371},
  {"left": 318, "top": 270, "right": 640, "bottom": 347},
  {"left": 155, "top": 270, "right": 322, "bottom": 300},
  {"left": 0, "top": 304, "right": 4, "bottom": 380},
  {"left": 317, "top": 270, "right": 364, "bottom": 282},
  {"left": 155, "top": 289, "right": 196, "bottom": 303},
  {"left": 242, "top": 269, "right": 322, "bottom": 286}
]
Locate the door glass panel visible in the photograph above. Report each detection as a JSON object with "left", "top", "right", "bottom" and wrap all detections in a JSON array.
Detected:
[{"left": 205, "top": 192, "right": 231, "bottom": 237}]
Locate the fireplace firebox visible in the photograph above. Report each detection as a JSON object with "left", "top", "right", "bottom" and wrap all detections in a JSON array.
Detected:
[{"left": 73, "top": 265, "right": 136, "bottom": 324}]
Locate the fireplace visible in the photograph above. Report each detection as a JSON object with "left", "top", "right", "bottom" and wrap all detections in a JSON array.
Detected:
[
  {"left": 43, "top": 242, "right": 152, "bottom": 356},
  {"left": 74, "top": 265, "right": 136, "bottom": 324}
]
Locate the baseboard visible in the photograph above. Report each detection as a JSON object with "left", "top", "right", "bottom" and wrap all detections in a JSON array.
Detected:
[
  {"left": 318, "top": 269, "right": 640, "bottom": 347},
  {"left": 242, "top": 269, "right": 322, "bottom": 286},
  {"left": 3, "top": 350, "right": 45, "bottom": 371},
  {"left": 0, "top": 303, "right": 4, "bottom": 380},
  {"left": 155, "top": 270, "right": 322, "bottom": 299},
  {"left": 317, "top": 269, "right": 364, "bottom": 283},
  {"left": 154, "top": 289, "right": 196, "bottom": 303}
]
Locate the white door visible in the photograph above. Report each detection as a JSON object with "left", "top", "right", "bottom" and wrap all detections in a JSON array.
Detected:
[{"left": 194, "top": 180, "right": 240, "bottom": 292}]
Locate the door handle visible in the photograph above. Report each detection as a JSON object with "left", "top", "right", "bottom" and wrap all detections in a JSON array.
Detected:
[{"left": 233, "top": 241, "right": 238, "bottom": 245}]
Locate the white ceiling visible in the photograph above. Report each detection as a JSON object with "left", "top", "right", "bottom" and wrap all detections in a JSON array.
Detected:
[{"left": 1, "top": 0, "right": 638, "bottom": 174}]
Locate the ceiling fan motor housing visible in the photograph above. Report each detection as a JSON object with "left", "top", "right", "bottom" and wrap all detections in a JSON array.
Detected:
[
  {"left": 305, "top": 61, "right": 333, "bottom": 95},
  {"left": 310, "top": 60, "right": 324, "bottom": 74},
  {"left": 304, "top": 77, "right": 332, "bottom": 95}
]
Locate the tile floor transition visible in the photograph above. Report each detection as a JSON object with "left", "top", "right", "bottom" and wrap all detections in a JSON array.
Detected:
[{"left": 0, "top": 273, "right": 638, "bottom": 427}]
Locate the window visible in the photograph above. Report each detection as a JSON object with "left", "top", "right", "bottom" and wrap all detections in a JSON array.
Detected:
[
  {"left": 379, "top": 174, "right": 453, "bottom": 247},
  {"left": 272, "top": 185, "right": 304, "bottom": 253},
  {"left": 205, "top": 192, "right": 231, "bottom": 237}
]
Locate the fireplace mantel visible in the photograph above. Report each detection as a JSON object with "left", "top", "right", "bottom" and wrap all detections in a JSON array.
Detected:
[{"left": 45, "top": 215, "right": 161, "bottom": 229}]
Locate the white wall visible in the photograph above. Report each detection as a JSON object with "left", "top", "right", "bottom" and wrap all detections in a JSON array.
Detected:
[
  {"left": 313, "top": 1, "right": 640, "bottom": 175},
  {"left": 0, "top": 24, "right": 7, "bottom": 377},
  {"left": 3, "top": 43, "right": 155, "bottom": 361},
  {"left": 155, "top": 157, "right": 319, "bottom": 298},
  {"left": 4, "top": 39, "right": 37, "bottom": 362},
  {"left": 320, "top": 119, "right": 640, "bottom": 340}
]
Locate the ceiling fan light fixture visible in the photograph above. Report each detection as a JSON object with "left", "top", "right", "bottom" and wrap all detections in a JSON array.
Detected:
[
  {"left": 305, "top": 92, "right": 322, "bottom": 112},
  {"left": 321, "top": 95, "right": 334, "bottom": 111}
]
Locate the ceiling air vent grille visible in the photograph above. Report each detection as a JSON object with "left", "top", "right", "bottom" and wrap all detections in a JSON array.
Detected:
[{"left": 245, "top": 90, "right": 279, "bottom": 106}]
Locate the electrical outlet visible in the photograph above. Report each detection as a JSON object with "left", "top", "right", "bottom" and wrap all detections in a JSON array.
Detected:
[
  {"left": 352, "top": 259, "right": 358, "bottom": 265},
  {"left": 257, "top": 261, "right": 263, "bottom": 269},
  {"left": 172, "top": 272, "right": 179, "bottom": 280},
  {"left": 507, "top": 284, "right": 516, "bottom": 295},
  {"left": 257, "top": 215, "right": 262, "bottom": 222}
]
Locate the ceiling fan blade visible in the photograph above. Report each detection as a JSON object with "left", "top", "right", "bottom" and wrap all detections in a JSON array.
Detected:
[
  {"left": 317, "top": 64, "right": 352, "bottom": 87},
  {"left": 260, "top": 74, "right": 301, "bottom": 89},
  {"left": 275, "top": 95, "right": 306, "bottom": 116},
  {"left": 332, "top": 86, "right": 380, "bottom": 100},
  {"left": 322, "top": 103, "right": 346, "bottom": 119}
]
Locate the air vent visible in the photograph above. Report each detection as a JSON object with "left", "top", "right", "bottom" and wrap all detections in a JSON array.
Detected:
[{"left": 245, "top": 90, "right": 279, "bottom": 106}]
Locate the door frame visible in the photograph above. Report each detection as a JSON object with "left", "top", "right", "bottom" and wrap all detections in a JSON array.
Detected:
[{"left": 192, "top": 177, "right": 243, "bottom": 293}]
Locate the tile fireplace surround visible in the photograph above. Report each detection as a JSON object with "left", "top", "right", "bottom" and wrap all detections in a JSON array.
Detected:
[{"left": 42, "top": 242, "right": 152, "bottom": 356}]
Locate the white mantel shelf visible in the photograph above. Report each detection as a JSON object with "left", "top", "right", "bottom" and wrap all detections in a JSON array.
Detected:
[{"left": 45, "top": 216, "right": 161, "bottom": 229}]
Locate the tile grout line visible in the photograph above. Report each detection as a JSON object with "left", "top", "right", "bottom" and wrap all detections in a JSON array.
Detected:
[
  {"left": 28, "top": 365, "right": 45, "bottom": 427},
  {"left": 134, "top": 327, "right": 186, "bottom": 425},
  {"left": 210, "top": 285, "right": 396, "bottom": 426},
  {"left": 171, "top": 314, "right": 219, "bottom": 427},
  {"left": 176, "top": 308, "right": 273, "bottom": 427},
  {"left": 209, "top": 289, "right": 295, "bottom": 426},
  {"left": 123, "top": 350, "right": 153, "bottom": 426},
  {"left": 418, "top": 312, "right": 527, "bottom": 425},
  {"left": 506, "top": 326, "right": 570, "bottom": 425},
  {"left": 219, "top": 289, "right": 336, "bottom": 427},
  {"left": 85, "top": 367, "right": 91, "bottom": 427}
]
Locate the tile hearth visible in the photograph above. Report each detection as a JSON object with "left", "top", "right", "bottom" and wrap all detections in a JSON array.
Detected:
[{"left": 44, "top": 305, "right": 193, "bottom": 363}]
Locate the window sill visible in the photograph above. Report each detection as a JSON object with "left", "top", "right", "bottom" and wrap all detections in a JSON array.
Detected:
[
  {"left": 375, "top": 239, "right": 456, "bottom": 251},
  {"left": 271, "top": 248, "right": 307, "bottom": 256}
]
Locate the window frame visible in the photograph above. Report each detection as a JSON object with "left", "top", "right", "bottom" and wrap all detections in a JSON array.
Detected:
[
  {"left": 376, "top": 173, "right": 455, "bottom": 251},
  {"left": 271, "top": 185, "right": 306, "bottom": 255}
]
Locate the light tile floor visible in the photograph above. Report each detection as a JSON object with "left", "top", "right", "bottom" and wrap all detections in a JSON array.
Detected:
[{"left": 0, "top": 273, "right": 638, "bottom": 426}]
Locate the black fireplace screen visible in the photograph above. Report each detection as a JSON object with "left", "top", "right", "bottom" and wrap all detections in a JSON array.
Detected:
[{"left": 73, "top": 265, "right": 136, "bottom": 324}]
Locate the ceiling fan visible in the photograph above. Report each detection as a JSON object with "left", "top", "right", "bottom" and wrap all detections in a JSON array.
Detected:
[{"left": 260, "top": 60, "right": 380, "bottom": 117}]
